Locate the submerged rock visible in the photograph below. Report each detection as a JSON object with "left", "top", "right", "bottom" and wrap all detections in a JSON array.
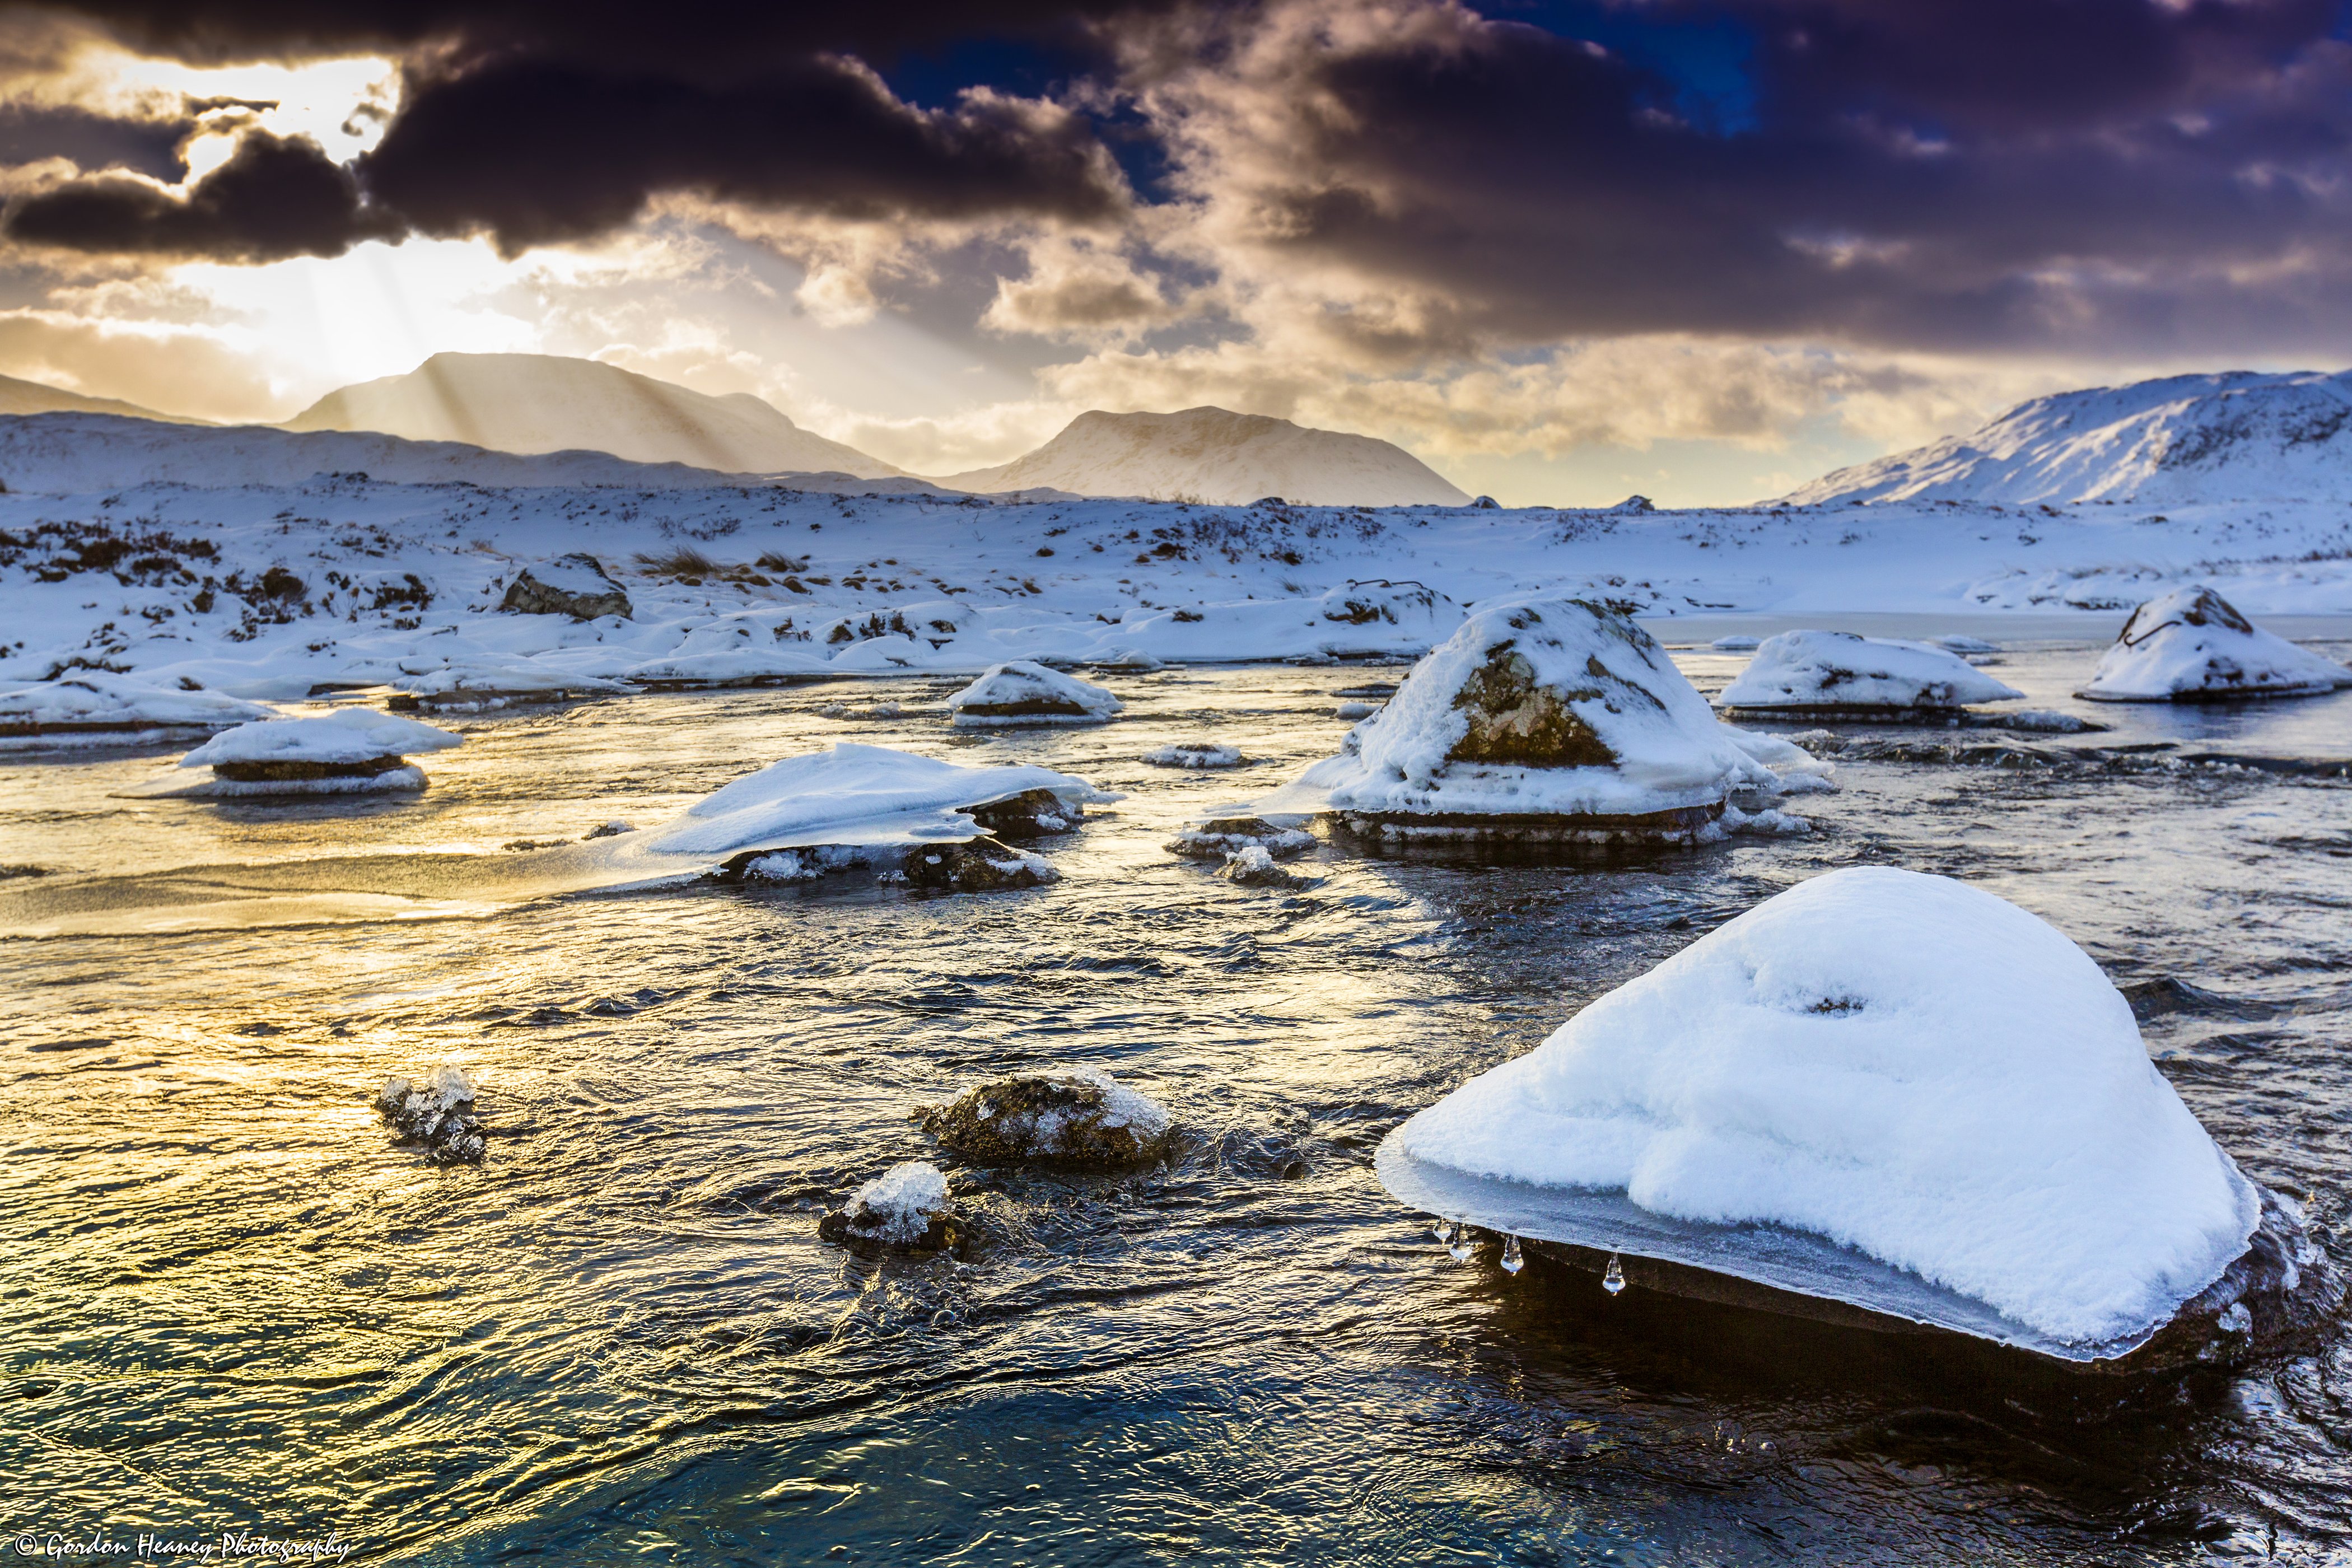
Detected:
[
  {"left": 2079, "top": 585, "right": 2351, "bottom": 702},
  {"left": 1142, "top": 741, "right": 1247, "bottom": 769},
  {"left": 1167, "top": 816, "right": 1316, "bottom": 860},
  {"left": 375, "top": 1066, "right": 485, "bottom": 1163},
  {"left": 914, "top": 1068, "right": 1173, "bottom": 1168},
  {"left": 500, "top": 553, "right": 632, "bottom": 620},
  {"left": 1380, "top": 867, "right": 2312, "bottom": 1363},
  {"left": 172, "top": 709, "right": 462, "bottom": 796},
  {"left": 1263, "top": 599, "right": 1810, "bottom": 848},
  {"left": 948, "top": 661, "right": 1122, "bottom": 726},
  {"left": 1717, "top": 630, "right": 2025, "bottom": 720},
  {"left": 817, "top": 1160, "right": 965, "bottom": 1252}
]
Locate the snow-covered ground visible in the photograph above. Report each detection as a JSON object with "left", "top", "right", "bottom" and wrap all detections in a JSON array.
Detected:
[{"left": 4, "top": 413, "right": 2350, "bottom": 710}]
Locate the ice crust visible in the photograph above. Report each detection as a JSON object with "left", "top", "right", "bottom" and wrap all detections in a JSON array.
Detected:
[
  {"left": 2080, "top": 585, "right": 2351, "bottom": 702},
  {"left": 180, "top": 708, "right": 463, "bottom": 767},
  {"left": 948, "top": 660, "right": 1123, "bottom": 725},
  {"left": 1394, "top": 866, "right": 2261, "bottom": 1346},
  {"left": 1265, "top": 599, "right": 1788, "bottom": 819},
  {"left": 1719, "top": 631, "right": 2025, "bottom": 710}
]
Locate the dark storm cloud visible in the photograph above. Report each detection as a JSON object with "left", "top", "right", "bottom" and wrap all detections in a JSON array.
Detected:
[
  {"left": 4, "top": 128, "right": 399, "bottom": 259},
  {"left": 0, "top": 101, "right": 185, "bottom": 180}
]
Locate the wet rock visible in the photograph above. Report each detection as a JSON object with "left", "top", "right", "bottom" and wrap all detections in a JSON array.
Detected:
[
  {"left": 1219, "top": 845, "right": 1310, "bottom": 886},
  {"left": 500, "top": 554, "right": 632, "bottom": 620},
  {"left": 914, "top": 1068, "right": 1173, "bottom": 1168},
  {"left": 583, "top": 820, "right": 635, "bottom": 839},
  {"left": 964, "top": 787, "right": 1085, "bottom": 839},
  {"left": 1168, "top": 816, "right": 1315, "bottom": 860},
  {"left": 816, "top": 1160, "right": 966, "bottom": 1252},
  {"left": 2132, "top": 1187, "right": 2339, "bottom": 1369},
  {"left": 375, "top": 1066, "right": 486, "bottom": 1163},
  {"left": 899, "top": 838, "right": 1059, "bottom": 892}
]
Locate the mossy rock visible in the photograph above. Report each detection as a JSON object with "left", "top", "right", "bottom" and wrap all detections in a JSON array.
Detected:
[{"left": 914, "top": 1073, "right": 1173, "bottom": 1168}]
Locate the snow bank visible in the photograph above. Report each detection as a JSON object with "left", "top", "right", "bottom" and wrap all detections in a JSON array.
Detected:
[
  {"left": 948, "top": 660, "right": 1123, "bottom": 725},
  {"left": 1392, "top": 867, "right": 2260, "bottom": 1348},
  {"left": 1263, "top": 599, "right": 1786, "bottom": 832},
  {"left": 1718, "top": 631, "right": 2024, "bottom": 714},
  {"left": 181, "top": 708, "right": 461, "bottom": 768},
  {"left": 0, "top": 673, "right": 273, "bottom": 743},
  {"left": 2080, "top": 585, "right": 2351, "bottom": 702}
]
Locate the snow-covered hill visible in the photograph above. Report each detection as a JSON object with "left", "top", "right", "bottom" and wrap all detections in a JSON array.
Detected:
[
  {"left": 285, "top": 353, "right": 901, "bottom": 480},
  {"left": 934, "top": 407, "right": 1470, "bottom": 506},
  {"left": 0, "top": 413, "right": 982, "bottom": 496},
  {"left": 1788, "top": 370, "right": 2352, "bottom": 506},
  {"left": 0, "top": 372, "right": 207, "bottom": 426}
]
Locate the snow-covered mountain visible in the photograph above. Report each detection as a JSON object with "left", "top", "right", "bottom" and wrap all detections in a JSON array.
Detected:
[
  {"left": 934, "top": 407, "right": 1470, "bottom": 506},
  {"left": 0, "top": 371, "right": 206, "bottom": 425},
  {"left": 284, "top": 353, "right": 901, "bottom": 479},
  {"left": 1787, "top": 370, "right": 2352, "bottom": 506},
  {"left": 0, "top": 412, "right": 959, "bottom": 494}
]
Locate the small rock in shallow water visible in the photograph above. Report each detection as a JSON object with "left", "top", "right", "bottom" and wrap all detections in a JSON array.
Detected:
[
  {"left": 1168, "top": 816, "right": 1315, "bottom": 860},
  {"left": 914, "top": 1068, "right": 1173, "bottom": 1168},
  {"left": 1220, "top": 845, "right": 1309, "bottom": 886},
  {"left": 816, "top": 1160, "right": 965, "bottom": 1252},
  {"left": 375, "top": 1066, "right": 486, "bottom": 1163},
  {"left": 1142, "top": 741, "right": 1247, "bottom": 769},
  {"left": 583, "top": 820, "right": 635, "bottom": 839}
]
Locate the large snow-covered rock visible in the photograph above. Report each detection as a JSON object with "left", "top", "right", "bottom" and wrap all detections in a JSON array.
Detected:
[
  {"left": 500, "top": 553, "right": 632, "bottom": 620},
  {"left": 1717, "top": 631, "right": 2025, "bottom": 718},
  {"left": 1262, "top": 599, "right": 1790, "bottom": 843},
  {"left": 2079, "top": 585, "right": 2351, "bottom": 702},
  {"left": 947, "top": 661, "right": 1123, "bottom": 726},
  {"left": 1385, "top": 867, "right": 2262, "bottom": 1354},
  {"left": 172, "top": 708, "right": 462, "bottom": 795},
  {"left": 933, "top": 406, "right": 1469, "bottom": 506},
  {"left": 0, "top": 673, "right": 273, "bottom": 744},
  {"left": 650, "top": 744, "right": 1097, "bottom": 857}
]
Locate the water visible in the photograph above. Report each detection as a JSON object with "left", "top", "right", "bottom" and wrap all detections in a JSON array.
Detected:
[{"left": 4, "top": 641, "right": 2351, "bottom": 1565}]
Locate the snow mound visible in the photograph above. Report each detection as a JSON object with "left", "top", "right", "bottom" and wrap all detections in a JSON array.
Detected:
[
  {"left": 948, "top": 661, "right": 1122, "bottom": 725},
  {"left": 0, "top": 673, "right": 274, "bottom": 742},
  {"left": 646, "top": 743, "right": 1099, "bottom": 857},
  {"left": 2079, "top": 585, "right": 2351, "bottom": 702},
  {"left": 1262, "top": 599, "right": 1785, "bottom": 830},
  {"left": 1391, "top": 867, "right": 2260, "bottom": 1347},
  {"left": 915, "top": 1067, "right": 1173, "bottom": 1166},
  {"left": 180, "top": 708, "right": 462, "bottom": 768},
  {"left": 1719, "top": 631, "right": 2024, "bottom": 714},
  {"left": 1143, "top": 741, "right": 1247, "bottom": 769},
  {"left": 1317, "top": 580, "right": 1463, "bottom": 653},
  {"left": 819, "top": 1160, "right": 961, "bottom": 1249}
]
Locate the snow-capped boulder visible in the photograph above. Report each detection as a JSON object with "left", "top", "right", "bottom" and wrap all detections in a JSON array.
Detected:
[
  {"left": 817, "top": 1161, "right": 964, "bottom": 1252},
  {"left": 947, "top": 660, "right": 1123, "bottom": 726},
  {"left": 1142, "top": 741, "right": 1247, "bottom": 769},
  {"left": 1265, "top": 599, "right": 1789, "bottom": 846},
  {"left": 0, "top": 673, "right": 273, "bottom": 744},
  {"left": 1380, "top": 867, "right": 2286, "bottom": 1360},
  {"left": 1167, "top": 816, "right": 1316, "bottom": 860},
  {"left": 914, "top": 1068, "right": 1173, "bottom": 1168},
  {"left": 1718, "top": 631, "right": 2025, "bottom": 719},
  {"left": 174, "top": 708, "right": 462, "bottom": 795},
  {"left": 500, "top": 553, "right": 632, "bottom": 620},
  {"left": 2079, "top": 585, "right": 2351, "bottom": 702},
  {"left": 375, "top": 1066, "right": 485, "bottom": 1164},
  {"left": 1219, "top": 844, "right": 1309, "bottom": 887},
  {"left": 1317, "top": 580, "right": 1463, "bottom": 654}
]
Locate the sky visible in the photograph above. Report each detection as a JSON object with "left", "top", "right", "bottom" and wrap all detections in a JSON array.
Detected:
[{"left": 1, "top": 0, "right": 2349, "bottom": 505}]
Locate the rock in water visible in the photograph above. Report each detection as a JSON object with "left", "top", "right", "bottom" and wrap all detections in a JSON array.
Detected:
[
  {"left": 915, "top": 1068, "right": 1173, "bottom": 1168},
  {"left": 962, "top": 787, "right": 1086, "bottom": 839},
  {"left": 1166, "top": 816, "right": 1315, "bottom": 860},
  {"left": 1380, "top": 867, "right": 2317, "bottom": 1362},
  {"left": 375, "top": 1066, "right": 486, "bottom": 1163},
  {"left": 1142, "top": 741, "right": 1247, "bottom": 769},
  {"left": 1219, "top": 844, "right": 1307, "bottom": 886},
  {"left": 1261, "top": 599, "right": 1805, "bottom": 848},
  {"left": 500, "top": 553, "right": 632, "bottom": 620},
  {"left": 2079, "top": 585, "right": 2351, "bottom": 702},
  {"left": 817, "top": 1160, "right": 965, "bottom": 1252},
  {"left": 899, "top": 838, "right": 1059, "bottom": 892},
  {"left": 947, "top": 661, "right": 1123, "bottom": 726},
  {"left": 1717, "top": 630, "right": 2024, "bottom": 720},
  {"left": 172, "top": 708, "right": 463, "bottom": 796}
]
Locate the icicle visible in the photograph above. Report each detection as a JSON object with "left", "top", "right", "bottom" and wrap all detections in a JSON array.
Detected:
[
  {"left": 1446, "top": 1221, "right": 1474, "bottom": 1262},
  {"left": 1602, "top": 1253, "right": 1626, "bottom": 1295},
  {"left": 1499, "top": 1235, "right": 1524, "bottom": 1275}
]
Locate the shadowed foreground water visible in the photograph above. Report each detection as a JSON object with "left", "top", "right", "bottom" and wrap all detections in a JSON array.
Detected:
[{"left": 3, "top": 643, "right": 2350, "bottom": 1565}]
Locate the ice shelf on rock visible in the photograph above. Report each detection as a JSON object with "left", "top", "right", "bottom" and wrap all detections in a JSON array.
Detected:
[
  {"left": 1255, "top": 598, "right": 1815, "bottom": 844},
  {"left": 1717, "top": 631, "right": 2026, "bottom": 717},
  {"left": 1142, "top": 741, "right": 1247, "bottom": 769},
  {"left": 914, "top": 1067, "right": 1174, "bottom": 1167},
  {"left": 1166, "top": 816, "right": 1317, "bottom": 860},
  {"left": 2079, "top": 585, "right": 2352, "bottom": 702},
  {"left": 1382, "top": 866, "right": 2267, "bottom": 1357},
  {"left": 817, "top": 1160, "right": 963, "bottom": 1250},
  {"left": 164, "top": 708, "right": 463, "bottom": 795},
  {"left": 0, "top": 672, "right": 275, "bottom": 746},
  {"left": 500, "top": 553, "right": 632, "bottom": 620},
  {"left": 947, "top": 660, "right": 1124, "bottom": 726}
]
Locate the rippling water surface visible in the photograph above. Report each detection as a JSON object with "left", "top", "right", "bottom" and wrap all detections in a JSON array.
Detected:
[{"left": 5, "top": 637, "right": 2351, "bottom": 1565}]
